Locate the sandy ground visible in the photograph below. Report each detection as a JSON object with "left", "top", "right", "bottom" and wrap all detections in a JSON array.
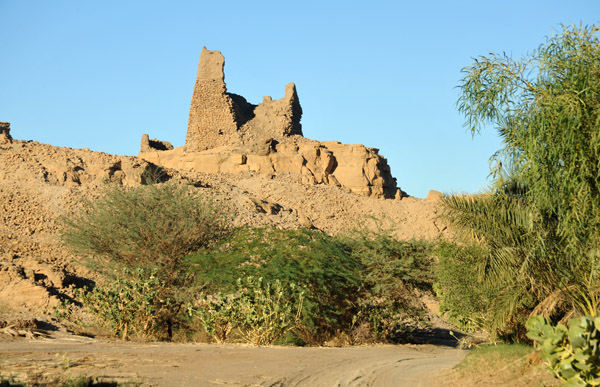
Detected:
[{"left": 0, "top": 333, "right": 465, "bottom": 386}]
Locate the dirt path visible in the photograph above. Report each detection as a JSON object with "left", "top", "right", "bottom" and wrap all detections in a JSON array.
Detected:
[{"left": 0, "top": 335, "right": 465, "bottom": 386}]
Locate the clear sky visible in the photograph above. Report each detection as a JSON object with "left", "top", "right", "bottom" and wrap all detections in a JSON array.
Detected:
[{"left": 1, "top": 1, "right": 598, "bottom": 197}]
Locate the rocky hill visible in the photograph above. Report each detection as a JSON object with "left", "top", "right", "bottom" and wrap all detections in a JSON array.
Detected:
[{"left": 0, "top": 51, "right": 447, "bottom": 326}]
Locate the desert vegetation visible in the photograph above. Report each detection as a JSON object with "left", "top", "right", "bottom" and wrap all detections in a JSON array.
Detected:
[
  {"left": 436, "top": 23, "right": 600, "bottom": 385},
  {"left": 60, "top": 182, "right": 435, "bottom": 345}
]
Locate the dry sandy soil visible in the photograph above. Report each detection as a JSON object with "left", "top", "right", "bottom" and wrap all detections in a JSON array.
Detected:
[{"left": 0, "top": 333, "right": 465, "bottom": 386}]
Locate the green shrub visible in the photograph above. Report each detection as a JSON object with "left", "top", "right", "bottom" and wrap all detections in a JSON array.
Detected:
[
  {"left": 61, "top": 182, "right": 230, "bottom": 341},
  {"left": 235, "top": 277, "right": 304, "bottom": 345},
  {"left": 62, "top": 182, "right": 230, "bottom": 283},
  {"left": 194, "top": 292, "right": 240, "bottom": 343},
  {"left": 185, "top": 226, "right": 437, "bottom": 344},
  {"left": 195, "top": 276, "right": 304, "bottom": 345},
  {"left": 434, "top": 240, "right": 537, "bottom": 341},
  {"left": 433, "top": 241, "right": 494, "bottom": 332},
  {"left": 526, "top": 315, "right": 600, "bottom": 385},
  {"left": 79, "top": 267, "right": 180, "bottom": 340},
  {"left": 339, "top": 230, "right": 434, "bottom": 341},
  {"left": 185, "top": 227, "right": 362, "bottom": 343}
]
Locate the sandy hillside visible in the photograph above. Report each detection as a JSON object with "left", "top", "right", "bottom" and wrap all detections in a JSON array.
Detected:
[{"left": 0, "top": 135, "right": 447, "bottom": 323}]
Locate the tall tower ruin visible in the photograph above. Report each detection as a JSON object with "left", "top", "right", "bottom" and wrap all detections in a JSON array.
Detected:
[{"left": 185, "top": 47, "right": 303, "bottom": 152}]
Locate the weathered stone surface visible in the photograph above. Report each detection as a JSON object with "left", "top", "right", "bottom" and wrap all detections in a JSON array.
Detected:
[
  {"left": 0, "top": 122, "right": 13, "bottom": 144},
  {"left": 239, "top": 83, "right": 302, "bottom": 141},
  {"left": 140, "top": 134, "right": 173, "bottom": 152},
  {"left": 185, "top": 48, "right": 240, "bottom": 152},
  {"left": 426, "top": 190, "right": 445, "bottom": 201},
  {"left": 140, "top": 48, "right": 402, "bottom": 199},
  {"left": 185, "top": 47, "right": 303, "bottom": 152}
]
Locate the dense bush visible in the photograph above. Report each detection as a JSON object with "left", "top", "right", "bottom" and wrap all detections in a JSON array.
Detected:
[
  {"left": 433, "top": 241, "right": 537, "bottom": 338},
  {"left": 62, "top": 182, "right": 230, "bottom": 281},
  {"left": 338, "top": 230, "right": 434, "bottom": 341},
  {"left": 455, "top": 24, "right": 600, "bottom": 323},
  {"left": 185, "top": 227, "right": 362, "bottom": 343},
  {"left": 195, "top": 277, "right": 304, "bottom": 345},
  {"left": 186, "top": 227, "right": 435, "bottom": 344},
  {"left": 62, "top": 182, "right": 231, "bottom": 340},
  {"left": 527, "top": 315, "right": 600, "bottom": 385},
  {"left": 79, "top": 267, "right": 179, "bottom": 340},
  {"left": 63, "top": 183, "right": 436, "bottom": 344}
]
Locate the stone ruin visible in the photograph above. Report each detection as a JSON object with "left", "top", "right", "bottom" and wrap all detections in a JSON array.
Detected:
[
  {"left": 0, "top": 122, "right": 12, "bottom": 144},
  {"left": 139, "top": 47, "right": 403, "bottom": 199}
]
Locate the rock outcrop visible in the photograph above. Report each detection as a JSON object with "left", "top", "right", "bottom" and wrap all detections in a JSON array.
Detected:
[
  {"left": 140, "top": 47, "right": 402, "bottom": 199},
  {"left": 0, "top": 122, "right": 13, "bottom": 144}
]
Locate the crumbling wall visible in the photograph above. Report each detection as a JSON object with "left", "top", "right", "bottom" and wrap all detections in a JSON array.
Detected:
[
  {"left": 240, "top": 83, "right": 302, "bottom": 141},
  {"left": 140, "top": 134, "right": 174, "bottom": 152},
  {"left": 185, "top": 47, "right": 303, "bottom": 152},
  {"left": 142, "top": 48, "right": 402, "bottom": 199},
  {"left": 0, "top": 122, "right": 12, "bottom": 144},
  {"left": 185, "top": 47, "right": 240, "bottom": 151}
]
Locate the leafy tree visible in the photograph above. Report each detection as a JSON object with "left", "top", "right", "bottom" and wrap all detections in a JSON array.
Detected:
[
  {"left": 63, "top": 183, "right": 230, "bottom": 284},
  {"left": 62, "top": 182, "right": 231, "bottom": 340},
  {"left": 444, "top": 24, "right": 600, "bottom": 332}
]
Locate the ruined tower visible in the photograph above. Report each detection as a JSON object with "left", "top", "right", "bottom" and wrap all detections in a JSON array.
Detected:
[
  {"left": 185, "top": 47, "right": 303, "bottom": 152},
  {"left": 185, "top": 47, "right": 240, "bottom": 151},
  {"left": 141, "top": 48, "right": 401, "bottom": 199}
]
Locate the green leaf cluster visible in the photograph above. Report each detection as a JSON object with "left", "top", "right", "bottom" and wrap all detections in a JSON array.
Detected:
[
  {"left": 194, "top": 277, "right": 304, "bottom": 345},
  {"left": 186, "top": 227, "right": 435, "bottom": 344},
  {"left": 62, "top": 182, "right": 230, "bottom": 283},
  {"left": 527, "top": 315, "right": 600, "bottom": 385},
  {"left": 80, "top": 267, "right": 177, "bottom": 340},
  {"left": 445, "top": 24, "right": 600, "bottom": 339},
  {"left": 61, "top": 182, "right": 231, "bottom": 340},
  {"left": 434, "top": 241, "right": 505, "bottom": 333},
  {"left": 185, "top": 227, "right": 362, "bottom": 343},
  {"left": 339, "top": 229, "right": 434, "bottom": 340}
]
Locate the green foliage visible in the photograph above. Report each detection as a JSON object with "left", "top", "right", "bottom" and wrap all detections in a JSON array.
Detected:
[
  {"left": 234, "top": 277, "right": 304, "bottom": 345},
  {"left": 194, "top": 277, "right": 304, "bottom": 345},
  {"left": 187, "top": 226, "right": 435, "bottom": 344},
  {"left": 338, "top": 229, "right": 434, "bottom": 340},
  {"left": 459, "top": 25, "right": 600, "bottom": 257},
  {"left": 194, "top": 292, "right": 239, "bottom": 343},
  {"left": 80, "top": 267, "right": 180, "bottom": 341},
  {"left": 62, "top": 183, "right": 230, "bottom": 284},
  {"left": 446, "top": 24, "right": 600, "bottom": 339},
  {"left": 61, "top": 182, "right": 230, "bottom": 341},
  {"left": 439, "top": 193, "right": 550, "bottom": 339},
  {"left": 185, "top": 227, "right": 362, "bottom": 342},
  {"left": 527, "top": 315, "right": 600, "bottom": 385},
  {"left": 434, "top": 242, "right": 499, "bottom": 333}
]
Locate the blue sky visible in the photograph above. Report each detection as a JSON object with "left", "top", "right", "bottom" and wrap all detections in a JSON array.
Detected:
[{"left": 1, "top": 1, "right": 598, "bottom": 197}]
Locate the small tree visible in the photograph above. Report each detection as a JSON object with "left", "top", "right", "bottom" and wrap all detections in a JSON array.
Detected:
[
  {"left": 62, "top": 182, "right": 231, "bottom": 340},
  {"left": 63, "top": 182, "right": 230, "bottom": 282},
  {"left": 450, "top": 24, "right": 600, "bottom": 319}
]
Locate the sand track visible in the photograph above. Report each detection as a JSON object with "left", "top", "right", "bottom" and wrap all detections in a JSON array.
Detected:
[{"left": 0, "top": 335, "right": 465, "bottom": 386}]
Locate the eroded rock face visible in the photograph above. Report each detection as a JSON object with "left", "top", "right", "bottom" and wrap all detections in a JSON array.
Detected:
[
  {"left": 184, "top": 47, "right": 303, "bottom": 153},
  {"left": 141, "top": 47, "right": 401, "bottom": 199},
  {"left": 140, "top": 134, "right": 174, "bottom": 152},
  {"left": 0, "top": 122, "right": 13, "bottom": 144}
]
